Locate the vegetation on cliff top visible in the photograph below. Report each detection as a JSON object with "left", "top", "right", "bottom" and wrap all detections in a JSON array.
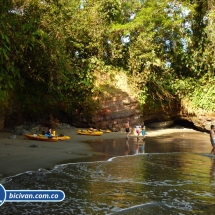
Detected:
[{"left": 1, "top": 0, "right": 215, "bottom": 121}]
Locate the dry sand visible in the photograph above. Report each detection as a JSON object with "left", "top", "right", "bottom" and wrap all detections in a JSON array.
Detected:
[
  {"left": 0, "top": 127, "right": 209, "bottom": 178},
  {"left": 0, "top": 128, "right": 126, "bottom": 177}
]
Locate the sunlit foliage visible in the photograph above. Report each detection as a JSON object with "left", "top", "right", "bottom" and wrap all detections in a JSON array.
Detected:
[{"left": 1, "top": 0, "right": 215, "bottom": 120}]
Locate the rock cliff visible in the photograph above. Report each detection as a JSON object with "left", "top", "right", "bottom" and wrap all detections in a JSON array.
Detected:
[{"left": 1, "top": 71, "right": 215, "bottom": 132}]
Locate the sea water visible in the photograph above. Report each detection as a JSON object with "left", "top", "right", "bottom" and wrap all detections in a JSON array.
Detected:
[{"left": 1, "top": 130, "right": 215, "bottom": 215}]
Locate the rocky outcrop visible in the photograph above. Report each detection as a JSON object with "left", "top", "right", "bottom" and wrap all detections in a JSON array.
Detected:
[
  {"left": 179, "top": 106, "right": 215, "bottom": 131},
  {"left": 1, "top": 70, "right": 214, "bottom": 132},
  {"left": 93, "top": 93, "right": 142, "bottom": 131},
  {"left": 147, "top": 120, "right": 174, "bottom": 128},
  {"left": 92, "top": 92, "right": 215, "bottom": 131},
  {"left": 92, "top": 92, "right": 182, "bottom": 131}
]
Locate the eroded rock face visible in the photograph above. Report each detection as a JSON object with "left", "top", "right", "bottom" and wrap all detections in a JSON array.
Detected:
[
  {"left": 146, "top": 121, "right": 174, "bottom": 128},
  {"left": 179, "top": 107, "right": 215, "bottom": 131},
  {"left": 92, "top": 91, "right": 215, "bottom": 131},
  {"left": 92, "top": 91, "right": 183, "bottom": 131},
  {"left": 93, "top": 93, "right": 142, "bottom": 131},
  {"left": 1, "top": 69, "right": 214, "bottom": 132}
]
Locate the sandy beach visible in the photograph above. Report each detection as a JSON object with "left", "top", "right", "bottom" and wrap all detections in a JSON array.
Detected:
[
  {"left": 0, "top": 127, "right": 210, "bottom": 178},
  {"left": 0, "top": 128, "right": 127, "bottom": 177}
]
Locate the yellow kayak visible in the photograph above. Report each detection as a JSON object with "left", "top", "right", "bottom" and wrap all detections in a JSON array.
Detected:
[
  {"left": 106, "top": 130, "right": 111, "bottom": 133},
  {"left": 56, "top": 135, "right": 70, "bottom": 141},
  {"left": 25, "top": 134, "right": 58, "bottom": 142},
  {"left": 88, "top": 128, "right": 111, "bottom": 133},
  {"left": 38, "top": 134, "right": 70, "bottom": 141},
  {"left": 77, "top": 130, "right": 103, "bottom": 136}
]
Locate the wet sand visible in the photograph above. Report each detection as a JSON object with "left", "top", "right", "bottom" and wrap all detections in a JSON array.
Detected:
[{"left": 0, "top": 127, "right": 211, "bottom": 177}]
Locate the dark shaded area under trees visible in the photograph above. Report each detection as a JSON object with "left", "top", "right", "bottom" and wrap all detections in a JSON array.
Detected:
[{"left": 1, "top": 0, "right": 215, "bottom": 127}]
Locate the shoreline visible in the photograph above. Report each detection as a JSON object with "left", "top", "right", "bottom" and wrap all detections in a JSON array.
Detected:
[
  {"left": 0, "top": 128, "right": 126, "bottom": 178},
  {"left": 0, "top": 127, "right": 207, "bottom": 178}
]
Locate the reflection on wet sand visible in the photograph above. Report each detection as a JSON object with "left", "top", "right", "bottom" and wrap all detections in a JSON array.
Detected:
[
  {"left": 87, "top": 131, "right": 211, "bottom": 159},
  {"left": 140, "top": 139, "right": 145, "bottom": 153},
  {"left": 210, "top": 158, "right": 215, "bottom": 183},
  {"left": 60, "top": 130, "right": 213, "bottom": 166},
  {"left": 2, "top": 130, "right": 215, "bottom": 215},
  {"left": 135, "top": 138, "right": 140, "bottom": 154},
  {"left": 124, "top": 137, "right": 146, "bottom": 155},
  {"left": 125, "top": 138, "right": 129, "bottom": 156}
]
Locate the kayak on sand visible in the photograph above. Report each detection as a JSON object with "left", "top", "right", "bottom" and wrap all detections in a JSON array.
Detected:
[
  {"left": 77, "top": 130, "right": 103, "bottom": 136},
  {"left": 25, "top": 134, "right": 58, "bottom": 142}
]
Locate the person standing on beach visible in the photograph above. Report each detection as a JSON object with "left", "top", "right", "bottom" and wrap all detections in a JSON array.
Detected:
[
  {"left": 141, "top": 122, "right": 146, "bottom": 138},
  {"left": 136, "top": 124, "right": 141, "bottom": 139},
  {"left": 210, "top": 125, "right": 215, "bottom": 154},
  {"left": 125, "top": 121, "right": 130, "bottom": 138}
]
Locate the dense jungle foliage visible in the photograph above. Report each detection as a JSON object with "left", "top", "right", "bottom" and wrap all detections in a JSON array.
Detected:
[{"left": 1, "top": 0, "right": 215, "bottom": 122}]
